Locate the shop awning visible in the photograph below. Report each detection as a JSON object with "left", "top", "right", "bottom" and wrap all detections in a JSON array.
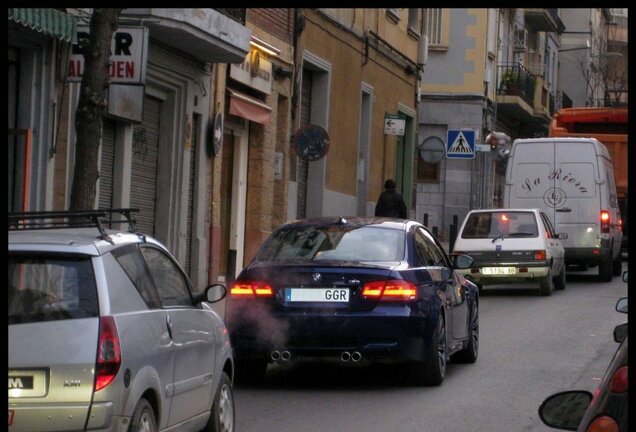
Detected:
[
  {"left": 228, "top": 89, "right": 272, "bottom": 126},
  {"left": 8, "top": 8, "right": 77, "bottom": 42}
]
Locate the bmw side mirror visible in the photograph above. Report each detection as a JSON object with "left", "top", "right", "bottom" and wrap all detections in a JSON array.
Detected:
[
  {"left": 451, "top": 253, "right": 473, "bottom": 269},
  {"left": 557, "top": 233, "right": 568, "bottom": 240}
]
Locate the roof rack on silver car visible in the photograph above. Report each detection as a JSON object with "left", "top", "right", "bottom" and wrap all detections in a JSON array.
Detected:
[{"left": 8, "top": 209, "right": 140, "bottom": 243}]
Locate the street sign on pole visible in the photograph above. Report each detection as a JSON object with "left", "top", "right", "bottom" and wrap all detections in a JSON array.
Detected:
[
  {"left": 446, "top": 129, "right": 475, "bottom": 159},
  {"left": 384, "top": 114, "right": 405, "bottom": 136}
]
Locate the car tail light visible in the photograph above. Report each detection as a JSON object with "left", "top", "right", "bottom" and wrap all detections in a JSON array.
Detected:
[
  {"left": 618, "top": 217, "right": 623, "bottom": 231},
  {"left": 600, "top": 210, "right": 610, "bottom": 233},
  {"left": 95, "top": 316, "right": 121, "bottom": 391},
  {"left": 586, "top": 416, "right": 619, "bottom": 432},
  {"left": 534, "top": 250, "right": 546, "bottom": 260},
  {"left": 362, "top": 280, "right": 417, "bottom": 301},
  {"left": 608, "top": 366, "right": 628, "bottom": 393},
  {"left": 230, "top": 281, "right": 274, "bottom": 297}
]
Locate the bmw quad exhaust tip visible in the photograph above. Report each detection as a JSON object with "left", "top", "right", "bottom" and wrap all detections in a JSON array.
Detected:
[
  {"left": 351, "top": 351, "right": 362, "bottom": 362},
  {"left": 271, "top": 350, "right": 292, "bottom": 362},
  {"left": 340, "top": 351, "right": 351, "bottom": 362}
]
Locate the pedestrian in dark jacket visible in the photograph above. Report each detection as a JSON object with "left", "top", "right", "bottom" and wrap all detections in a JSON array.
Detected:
[{"left": 374, "top": 179, "right": 407, "bottom": 219}]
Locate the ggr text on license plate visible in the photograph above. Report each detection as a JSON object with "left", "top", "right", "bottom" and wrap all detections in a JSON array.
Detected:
[{"left": 285, "top": 288, "right": 350, "bottom": 302}]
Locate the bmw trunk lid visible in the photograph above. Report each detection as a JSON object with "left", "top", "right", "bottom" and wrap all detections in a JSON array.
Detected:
[{"left": 242, "top": 261, "right": 399, "bottom": 311}]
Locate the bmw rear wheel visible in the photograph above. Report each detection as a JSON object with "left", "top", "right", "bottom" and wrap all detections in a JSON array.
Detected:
[
  {"left": 234, "top": 359, "right": 267, "bottom": 385},
  {"left": 452, "top": 301, "right": 479, "bottom": 363},
  {"left": 409, "top": 312, "right": 446, "bottom": 386}
]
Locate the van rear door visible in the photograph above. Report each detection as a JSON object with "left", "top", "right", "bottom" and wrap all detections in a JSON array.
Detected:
[
  {"left": 506, "top": 140, "right": 555, "bottom": 220},
  {"left": 553, "top": 141, "right": 600, "bottom": 249}
]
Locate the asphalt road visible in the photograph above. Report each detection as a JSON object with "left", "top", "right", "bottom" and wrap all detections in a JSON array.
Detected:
[{"left": 232, "top": 262, "right": 628, "bottom": 432}]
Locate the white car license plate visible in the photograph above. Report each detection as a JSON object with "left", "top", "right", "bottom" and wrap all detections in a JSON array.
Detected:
[
  {"left": 482, "top": 267, "right": 516, "bottom": 275},
  {"left": 285, "top": 288, "right": 350, "bottom": 303}
]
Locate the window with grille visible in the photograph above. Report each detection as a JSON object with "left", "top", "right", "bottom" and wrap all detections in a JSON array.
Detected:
[{"left": 424, "top": 9, "right": 443, "bottom": 46}]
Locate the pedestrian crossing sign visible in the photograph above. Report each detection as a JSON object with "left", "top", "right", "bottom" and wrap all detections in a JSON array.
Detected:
[{"left": 446, "top": 129, "right": 475, "bottom": 159}]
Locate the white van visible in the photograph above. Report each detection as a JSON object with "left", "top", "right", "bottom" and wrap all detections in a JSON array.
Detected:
[{"left": 503, "top": 137, "right": 622, "bottom": 281}]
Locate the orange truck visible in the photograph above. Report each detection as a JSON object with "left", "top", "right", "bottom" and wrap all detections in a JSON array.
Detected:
[{"left": 549, "top": 107, "right": 628, "bottom": 248}]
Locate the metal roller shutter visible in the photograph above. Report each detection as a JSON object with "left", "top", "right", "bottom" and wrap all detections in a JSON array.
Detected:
[
  {"left": 98, "top": 119, "right": 115, "bottom": 210},
  {"left": 297, "top": 70, "right": 312, "bottom": 218},
  {"left": 130, "top": 96, "right": 161, "bottom": 235},
  {"left": 185, "top": 114, "right": 200, "bottom": 275}
]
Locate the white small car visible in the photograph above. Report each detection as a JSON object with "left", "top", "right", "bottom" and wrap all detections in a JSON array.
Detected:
[{"left": 453, "top": 208, "right": 567, "bottom": 296}]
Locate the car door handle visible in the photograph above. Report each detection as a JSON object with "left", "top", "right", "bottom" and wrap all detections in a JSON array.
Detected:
[
  {"left": 556, "top": 207, "right": 571, "bottom": 212},
  {"left": 166, "top": 315, "right": 173, "bottom": 339}
]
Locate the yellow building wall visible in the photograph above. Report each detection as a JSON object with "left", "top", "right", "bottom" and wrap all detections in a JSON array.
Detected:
[
  {"left": 421, "top": 9, "right": 488, "bottom": 95},
  {"left": 300, "top": 9, "right": 417, "bottom": 199}
]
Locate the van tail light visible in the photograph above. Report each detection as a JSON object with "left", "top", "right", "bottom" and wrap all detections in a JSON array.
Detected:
[
  {"left": 95, "top": 316, "right": 121, "bottom": 391},
  {"left": 600, "top": 210, "right": 610, "bottom": 233},
  {"left": 362, "top": 280, "right": 417, "bottom": 301},
  {"left": 586, "top": 416, "right": 619, "bottom": 432},
  {"left": 608, "top": 366, "right": 628, "bottom": 393},
  {"left": 534, "top": 250, "right": 547, "bottom": 260},
  {"left": 230, "top": 281, "right": 274, "bottom": 297}
]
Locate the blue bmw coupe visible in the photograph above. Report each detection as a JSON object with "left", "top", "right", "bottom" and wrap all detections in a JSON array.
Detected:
[{"left": 226, "top": 216, "right": 479, "bottom": 386}]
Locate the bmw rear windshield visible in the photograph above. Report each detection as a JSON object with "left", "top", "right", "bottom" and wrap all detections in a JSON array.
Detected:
[
  {"left": 255, "top": 225, "right": 406, "bottom": 262},
  {"left": 8, "top": 253, "right": 99, "bottom": 325}
]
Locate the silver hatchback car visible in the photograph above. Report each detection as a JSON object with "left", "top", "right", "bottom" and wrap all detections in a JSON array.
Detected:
[{"left": 8, "top": 209, "right": 235, "bottom": 432}]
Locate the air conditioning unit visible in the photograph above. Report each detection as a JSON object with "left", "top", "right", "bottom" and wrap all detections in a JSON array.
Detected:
[
  {"left": 418, "top": 35, "right": 429, "bottom": 66},
  {"left": 513, "top": 28, "right": 528, "bottom": 51}
]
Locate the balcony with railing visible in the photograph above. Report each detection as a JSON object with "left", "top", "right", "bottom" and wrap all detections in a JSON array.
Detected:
[
  {"left": 523, "top": 8, "right": 565, "bottom": 34},
  {"left": 497, "top": 63, "right": 536, "bottom": 106},
  {"left": 496, "top": 64, "right": 553, "bottom": 135}
]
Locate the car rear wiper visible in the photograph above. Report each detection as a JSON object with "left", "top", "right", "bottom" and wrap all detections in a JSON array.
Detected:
[
  {"left": 491, "top": 234, "right": 506, "bottom": 243},
  {"left": 508, "top": 232, "right": 535, "bottom": 237}
]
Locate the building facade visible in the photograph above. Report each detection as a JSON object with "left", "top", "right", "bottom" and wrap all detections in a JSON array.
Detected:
[
  {"left": 291, "top": 8, "right": 420, "bottom": 221},
  {"left": 416, "top": 8, "right": 565, "bottom": 243},
  {"left": 10, "top": 8, "right": 623, "bottom": 303},
  {"left": 8, "top": 8, "right": 252, "bottom": 293}
]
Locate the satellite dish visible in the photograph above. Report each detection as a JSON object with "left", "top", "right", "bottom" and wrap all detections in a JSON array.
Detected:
[
  {"left": 418, "top": 136, "right": 445, "bottom": 163},
  {"left": 292, "top": 124, "right": 330, "bottom": 161}
]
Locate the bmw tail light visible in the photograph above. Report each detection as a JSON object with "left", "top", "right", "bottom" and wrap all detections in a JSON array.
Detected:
[
  {"left": 534, "top": 250, "right": 547, "bottom": 260},
  {"left": 362, "top": 280, "right": 417, "bottom": 301},
  {"left": 586, "top": 416, "right": 619, "bottom": 432},
  {"left": 600, "top": 210, "right": 610, "bottom": 233},
  {"left": 608, "top": 366, "right": 628, "bottom": 393},
  {"left": 230, "top": 281, "right": 274, "bottom": 297},
  {"left": 95, "top": 316, "right": 121, "bottom": 391}
]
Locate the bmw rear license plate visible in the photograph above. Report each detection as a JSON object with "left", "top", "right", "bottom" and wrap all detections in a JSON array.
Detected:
[
  {"left": 482, "top": 267, "right": 516, "bottom": 275},
  {"left": 285, "top": 288, "right": 350, "bottom": 303}
]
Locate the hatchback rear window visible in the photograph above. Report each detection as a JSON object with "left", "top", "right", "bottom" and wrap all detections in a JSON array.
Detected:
[
  {"left": 255, "top": 225, "right": 405, "bottom": 262},
  {"left": 8, "top": 254, "right": 98, "bottom": 324},
  {"left": 461, "top": 212, "right": 539, "bottom": 239}
]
